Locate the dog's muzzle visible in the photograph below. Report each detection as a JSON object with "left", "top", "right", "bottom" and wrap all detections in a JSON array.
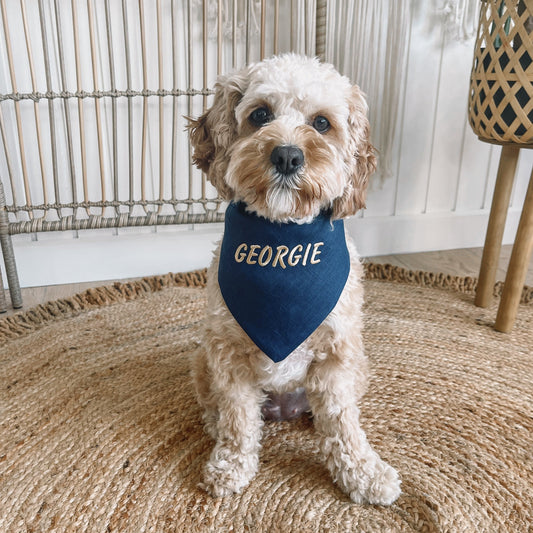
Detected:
[{"left": 270, "top": 145, "right": 304, "bottom": 175}]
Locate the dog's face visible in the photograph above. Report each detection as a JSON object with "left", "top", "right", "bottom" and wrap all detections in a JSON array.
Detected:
[{"left": 189, "top": 54, "right": 376, "bottom": 222}]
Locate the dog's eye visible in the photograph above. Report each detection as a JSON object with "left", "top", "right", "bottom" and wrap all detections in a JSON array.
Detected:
[
  {"left": 249, "top": 107, "right": 272, "bottom": 127},
  {"left": 312, "top": 115, "right": 330, "bottom": 133}
]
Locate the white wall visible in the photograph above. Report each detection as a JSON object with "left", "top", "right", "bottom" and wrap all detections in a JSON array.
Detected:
[
  {"left": 2, "top": 1, "right": 532, "bottom": 288},
  {"left": 351, "top": 2, "right": 533, "bottom": 255}
]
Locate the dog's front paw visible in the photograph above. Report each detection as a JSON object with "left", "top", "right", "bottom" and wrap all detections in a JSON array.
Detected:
[
  {"left": 347, "top": 460, "right": 401, "bottom": 506},
  {"left": 200, "top": 449, "right": 258, "bottom": 497}
]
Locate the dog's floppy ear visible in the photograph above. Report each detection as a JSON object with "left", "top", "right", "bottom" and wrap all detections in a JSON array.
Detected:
[
  {"left": 188, "top": 68, "right": 249, "bottom": 200},
  {"left": 332, "top": 85, "right": 376, "bottom": 219}
]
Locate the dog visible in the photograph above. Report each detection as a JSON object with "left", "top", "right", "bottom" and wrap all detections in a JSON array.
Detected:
[{"left": 188, "top": 54, "right": 401, "bottom": 505}]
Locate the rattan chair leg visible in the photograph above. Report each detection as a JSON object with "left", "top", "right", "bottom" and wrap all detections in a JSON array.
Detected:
[
  {"left": 0, "top": 180, "right": 22, "bottom": 309},
  {"left": 0, "top": 178, "right": 9, "bottom": 312},
  {"left": 475, "top": 145, "right": 520, "bottom": 308},
  {"left": 0, "top": 266, "right": 7, "bottom": 313},
  {"left": 495, "top": 167, "right": 533, "bottom": 332}
]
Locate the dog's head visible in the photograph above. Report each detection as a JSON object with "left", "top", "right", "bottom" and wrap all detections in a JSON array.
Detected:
[{"left": 189, "top": 54, "right": 376, "bottom": 222}]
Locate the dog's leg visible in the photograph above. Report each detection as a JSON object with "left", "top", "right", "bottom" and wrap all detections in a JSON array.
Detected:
[
  {"left": 191, "top": 345, "right": 219, "bottom": 439},
  {"left": 201, "top": 380, "right": 264, "bottom": 497},
  {"left": 306, "top": 357, "right": 401, "bottom": 505}
]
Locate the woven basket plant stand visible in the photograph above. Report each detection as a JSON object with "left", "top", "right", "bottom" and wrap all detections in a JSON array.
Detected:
[{"left": 468, "top": 0, "right": 533, "bottom": 332}]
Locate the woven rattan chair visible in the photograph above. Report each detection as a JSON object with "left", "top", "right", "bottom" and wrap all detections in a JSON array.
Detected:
[
  {"left": 468, "top": 0, "right": 533, "bottom": 332},
  {"left": 0, "top": 0, "right": 327, "bottom": 313}
]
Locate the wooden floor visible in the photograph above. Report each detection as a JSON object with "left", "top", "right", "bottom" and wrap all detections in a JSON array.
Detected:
[{"left": 2, "top": 245, "right": 532, "bottom": 317}]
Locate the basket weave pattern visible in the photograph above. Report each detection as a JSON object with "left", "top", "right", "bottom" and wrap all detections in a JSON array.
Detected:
[{"left": 469, "top": 0, "right": 533, "bottom": 144}]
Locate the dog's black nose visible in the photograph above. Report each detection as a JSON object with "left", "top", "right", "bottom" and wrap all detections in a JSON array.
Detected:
[{"left": 270, "top": 145, "right": 304, "bottom": 175}]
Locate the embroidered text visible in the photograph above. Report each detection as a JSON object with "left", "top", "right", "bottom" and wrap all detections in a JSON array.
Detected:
[{"left": 234, "top": 242, "right": 324, "bottom": 269}]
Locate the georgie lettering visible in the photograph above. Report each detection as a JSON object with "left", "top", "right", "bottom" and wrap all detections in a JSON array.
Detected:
[{"left": 234, "top": 242, "right": 324, "bottom": 268}]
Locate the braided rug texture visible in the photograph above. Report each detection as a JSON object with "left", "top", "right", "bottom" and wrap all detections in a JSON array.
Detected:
[{"left": 0, "top": 264, "right": 532, "bottom": 533}]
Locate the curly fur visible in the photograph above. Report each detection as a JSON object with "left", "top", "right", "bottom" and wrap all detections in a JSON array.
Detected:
[{"left": 189, "top": 54, "right": 401, "bottom": 505}]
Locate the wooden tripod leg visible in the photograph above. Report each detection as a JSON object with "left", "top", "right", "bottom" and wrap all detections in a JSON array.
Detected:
[
  {"left": 495, "top": 167, "right": 533, "bottom": 332},
  {"left": 475, "top": 145, "right": 520, "bottom": 308}
]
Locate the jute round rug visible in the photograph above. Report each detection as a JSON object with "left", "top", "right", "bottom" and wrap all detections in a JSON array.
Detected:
[{"left": 1, "top": 265, "right": 532, "bottom": 533}]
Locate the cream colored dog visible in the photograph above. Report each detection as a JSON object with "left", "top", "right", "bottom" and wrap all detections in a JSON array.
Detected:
[{"left": 189, "top": 54, "right": 401, "bottom": 505}]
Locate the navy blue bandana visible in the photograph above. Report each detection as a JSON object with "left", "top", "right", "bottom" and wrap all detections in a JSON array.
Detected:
[{"left": 218, "top": 202, "right": 350, "bottom": 363}]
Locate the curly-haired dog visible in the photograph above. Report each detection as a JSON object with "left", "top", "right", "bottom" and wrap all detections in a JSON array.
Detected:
[{"left": 189, "top": 54, "right": 401, "bottom": 505}]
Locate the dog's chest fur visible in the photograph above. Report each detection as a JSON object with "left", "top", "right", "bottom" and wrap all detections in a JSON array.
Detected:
[{"left": 253, "top": 342, "right": 315, "bottom": 391}]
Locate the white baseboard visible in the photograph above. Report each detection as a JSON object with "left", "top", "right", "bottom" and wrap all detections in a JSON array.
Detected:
[
  {"left": 3, "top": 209, "right": 523, "bottom": 288},
  {"left": 346, "top": 208, "right": 522, "bottom": 257},
  {"left": 7, "top": 225, "right": 224, "bottom": 288}
]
